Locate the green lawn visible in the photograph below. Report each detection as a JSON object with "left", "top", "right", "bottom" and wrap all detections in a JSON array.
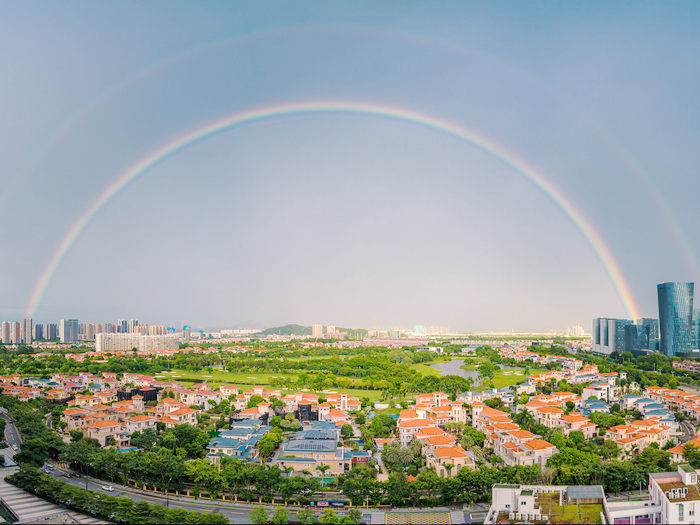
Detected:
[
  {"left": 159, "top": 369, "right": 385, "bottom": 401},
  {"left": 158, "top": 369, "right": 300, "bottom": 385},
  {"left": 474, "top": 368, "right": 547, "bottom": 392},
  {"left": 408, "top": 362, "right": 443, "bottom": 376}
]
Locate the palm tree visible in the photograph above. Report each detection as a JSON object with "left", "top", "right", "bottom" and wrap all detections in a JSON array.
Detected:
[
  {"left": 316, "top": 463, "right": 331, "bottom": 487},
  {"left": 444, "top": 463, "right": 453, "bottom": 478}
]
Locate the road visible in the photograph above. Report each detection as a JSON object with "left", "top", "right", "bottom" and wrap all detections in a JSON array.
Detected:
[
  {"left": 0, "top": 407, "right": 21, "bottom": 451},
  {"left": 46, "top": 465, "right": 370, "bottom": 524},
  {"left": 680, "top": 420, "right": 696, "bottom": 444}
]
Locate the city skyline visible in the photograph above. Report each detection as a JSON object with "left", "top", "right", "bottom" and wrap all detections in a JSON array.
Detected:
[{"left": 3, "top": 2, "right": 700, "bottom": 330}]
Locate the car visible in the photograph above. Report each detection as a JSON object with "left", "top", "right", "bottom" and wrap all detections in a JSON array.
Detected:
[
  {"left": 102, "top": 485, "right": 114, "bottom": 492},
  {"left": 73, "top": 473, "right": 81, "bottom": 478},
  {"left": 62, "top": 473, "right": 72, "bottom": 478}
]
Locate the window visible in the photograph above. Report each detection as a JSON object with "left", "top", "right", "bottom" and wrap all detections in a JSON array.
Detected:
[{"left": 679, "top": 503, "right": 685, "bottom": 522}]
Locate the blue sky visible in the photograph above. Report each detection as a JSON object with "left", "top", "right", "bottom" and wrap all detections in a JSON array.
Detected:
[{"left": 2, "top": 1, "right": 700, "bottom": 331}]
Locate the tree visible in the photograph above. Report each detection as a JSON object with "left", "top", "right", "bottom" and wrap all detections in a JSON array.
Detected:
[
  {"left": 680, "top": 444, "right": 700, "bottom": 468},
  {"left": 131, "top": 428, "right": 158, "bottom": 450},
  {"left": 296, "top": 506, "right": 316, "bottom": 524},
  {"left": 320, "top": 509, "right": 340, "bottom": 524},
  {"left": 14, "top": 438, "right": 49, "bottom": 467},
  {"left": 316, "top": 463, "right": 331, "bottom": 486},
  {"left": 70, "top": 429, "right": 84, "bottom": 442},
  {"left": 341, "top": 424, "right": 354, "bottom": 439},
  {"left": 258, "top": 432, "right": 283, "bottom": 457},
  {"left": 355, "top": 413, "right": 365, "bottom": 425},
  {"left": 247, "top": 395, "right": 265, "bottom": 409},
  {"left": 347, "top": 509, "right": 362, "bottom": 524},
  {"left": 484, "top": 398, "right": 502, "bottom": 409},
  {"left": 249, "top": 507, "right": 269, "bottom": 524},
  {"left": 271, "top": 507, "right": 289, "bottom": 524},
  {"left": 599, "top": 440, "right": 620, "bottom": 460}
]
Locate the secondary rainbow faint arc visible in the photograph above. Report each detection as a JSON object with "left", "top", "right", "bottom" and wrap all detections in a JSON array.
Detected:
[{"left": 25, "top": 101, "right": 641, "bottom": 320}]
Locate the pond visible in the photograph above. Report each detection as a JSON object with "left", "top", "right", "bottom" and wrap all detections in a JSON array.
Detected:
[{"left": 428, "top": 359, "right": 528, "bottom": 388}]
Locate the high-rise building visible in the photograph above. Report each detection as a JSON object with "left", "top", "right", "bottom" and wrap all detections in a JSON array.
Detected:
[
  {"left": 103, "top": 323, "right": 116, "bottom": 334},
  {"left": 312, "top": 324, "right": 323, "bottom": 338},
  {"left": 95, "top": 333, "right": 179, "bottom": 352},
  {"left": 21, "top": 318, "right": 32, "bottom": 345},
  {"left": 59, "top": 319, "right": 79, "bottom": 343},
  {"left": 658, "top": 282, "right": 694, "bottom": 357},
  {"left": 624, "top": 324, "right": 649, "bottom": 353},
  {"left": 127, "top": 319, "right": 139, "bottom": 333},
  {"left": 149, "top": 325, "right": 167, "bottom": 335},
  {"left": 117, "top": 319, "right": 127, "bottom": 333},
  {"left": 638, "top": 318, "right": 660, "bottom": 350},
  {"left": 84, "top": 324, "right": 96, "bottom": 340},
  {"left": 1, "top": 322, "right": 10, "bottom": 344},
  {"left": 183, "top": 325, "right": 191, "bottom": 340},
  {"left": 32, "top": 324, "right": 43, "bottom": 340},
  {"left": 592, "top": 318, "right": 632, "bottom": 355},
  {"left": 693, "top": 309, "right": 700, "bottom": 351},
  {"left": 10, "top": 322, "right": 21, "bottom": 344},
  {"left": 44, "top": 323, "right": 58, "bottom": 340},
  {"left": 326, "top": 325, "right": 337, "bottom": 338}
]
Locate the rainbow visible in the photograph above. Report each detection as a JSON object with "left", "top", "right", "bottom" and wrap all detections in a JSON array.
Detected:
[{"left": 25, "top": 101, "right": 641, "bottom": 320}]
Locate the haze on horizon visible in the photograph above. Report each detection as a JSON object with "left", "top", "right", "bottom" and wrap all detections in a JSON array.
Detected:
[{"left": 2, "top": 1, "right": 700, "bottom": 332}]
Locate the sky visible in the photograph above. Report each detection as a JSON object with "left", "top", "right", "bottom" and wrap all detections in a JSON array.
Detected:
[{"left": 2, "top": 1, "right": 700, "bottom": 332}]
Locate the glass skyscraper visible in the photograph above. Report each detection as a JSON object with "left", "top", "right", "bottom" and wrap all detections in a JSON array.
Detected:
[
  {"left": 657, "top": 282, "right": 694, "bottom": 357},
  {"left": 624, "top": 324, "right": 650, "bottom": 353}
]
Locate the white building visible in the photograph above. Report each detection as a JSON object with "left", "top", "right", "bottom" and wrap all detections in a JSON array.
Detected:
[
  {"left": 10, "top": 322, "right": 21, "bottom": 344},
  {"left": 22, "top": 318, "right": 32, "bottom": 345},
  {"left": 95, "top": 333, "right": 179, "bottom": 352},
  {"left": 312, "top": 324, "right": 323, "bottom": 338},
  {"left": 1, "top": 322, "right": 10, "bottom": 344}
]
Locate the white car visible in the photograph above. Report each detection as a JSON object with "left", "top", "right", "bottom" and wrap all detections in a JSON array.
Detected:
[{"left": 102, "top": 486, "right": 114, "bottom": 492}]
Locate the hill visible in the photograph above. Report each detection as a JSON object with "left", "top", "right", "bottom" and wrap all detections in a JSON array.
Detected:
[
  {"left": 258, "top": 324, "right": 312, "bottom": 336},
  {"left": 257, "top": 324, "right": 368, "bottom": 339}
]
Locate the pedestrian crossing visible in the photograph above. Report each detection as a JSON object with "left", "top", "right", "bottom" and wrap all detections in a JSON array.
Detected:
[{"left": 0, "top": 476, "right": 107, "bottom": 524}]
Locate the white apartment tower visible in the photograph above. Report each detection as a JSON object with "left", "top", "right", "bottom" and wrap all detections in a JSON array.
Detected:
[
  {"left": 312, "top": 324, "right": 323, "bottom": 338},
  {"left": 10, "top": 322, "right": 21, "bottom": 344},
  {"left": 1, "top": 322, "right": 10, "bottom": 344},
  {"left": 22, "top": 318, "right": 32, "bottom": 345}
]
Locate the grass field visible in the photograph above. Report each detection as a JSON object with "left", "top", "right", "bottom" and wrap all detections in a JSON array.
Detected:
[
  {"left": 160, "top": 369, "right": 385, "bottom": 401},
  {"left": 159, "top": 369, "right": 300, "bottom": 385},
  {"left": 474, "top": 368, "right": 547, "bottom": 391},
  {"left": 408, "top": 362, "right": 444, "bottom": 376}
]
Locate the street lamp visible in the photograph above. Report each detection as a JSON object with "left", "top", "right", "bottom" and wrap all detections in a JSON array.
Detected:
[{"left": 165, "top": 475, "right": 173, "bottom": 507}]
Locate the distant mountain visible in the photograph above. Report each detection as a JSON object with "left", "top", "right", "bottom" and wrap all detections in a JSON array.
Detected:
[
  {"left": 257, "top": 324, "right": 368, "bottom": 338},
  {"left": 258, "top": 324, "right": 312, "bottom": 336}
]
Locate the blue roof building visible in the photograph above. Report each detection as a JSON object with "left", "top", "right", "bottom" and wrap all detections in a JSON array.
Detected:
[{"left": 207, "top": 420, "right": 270, "bottom": 463}]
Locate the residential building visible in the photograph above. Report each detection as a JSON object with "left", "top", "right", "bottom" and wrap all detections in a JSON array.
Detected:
[
  {"left": 484, "top": 484, "right": 607, "bottom": 524},
  {"left": 10, "top": 322, "right": 20, "bottom": 345},
  {"left": 95, "top": 333, "right": 179, "bottom": 352},
  {"left": 275, "top": 424, "right": 346, "bottom": 476},
  {"left": 22, "top": 318, "right": 32, "bottom": 345},
  {"left": 1, "top": 322, "right": 9, "bottom": 344},
  {"left": 425, "top": 446, "right": 474, "bottom": 477},
  {"left": 207, "top": 420, "right": 270, "bottom": 463},
  {"left": 312, "top": 324, "right": 323, "bottom": 338},
  {"left": 658, "top": 281, "right": 694, "bottom": 357}
]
